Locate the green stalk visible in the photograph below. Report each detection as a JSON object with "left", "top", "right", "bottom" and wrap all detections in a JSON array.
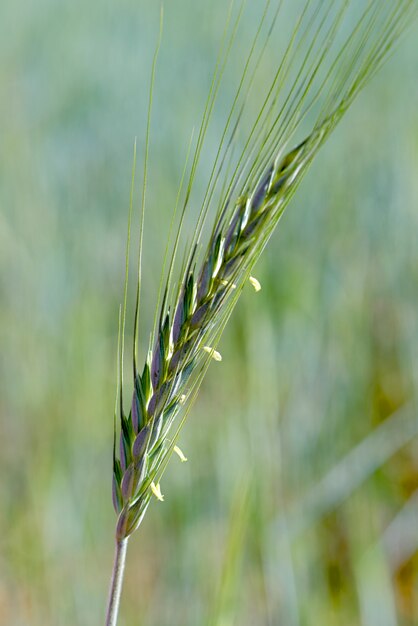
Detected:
[
  {"left": 108, "top": 1, "right": 418, "bottom": 622},
  {"left": 105, "top": 538, "right": 129, "bottom": 626}
]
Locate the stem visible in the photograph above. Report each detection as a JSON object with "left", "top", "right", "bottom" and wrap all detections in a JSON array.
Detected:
[{"left": 105, "top": 538, "right": 129, "bottom": 626}]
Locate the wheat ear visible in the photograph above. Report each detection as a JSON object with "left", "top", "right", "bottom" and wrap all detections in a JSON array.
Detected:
[{"left": 105, "top": 1, "right": 417, "bottom": 624}]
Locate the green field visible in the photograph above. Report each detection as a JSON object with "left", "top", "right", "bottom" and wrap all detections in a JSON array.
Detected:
[{"left": 1, "top": 2, "right": 418, "bottom": 624}]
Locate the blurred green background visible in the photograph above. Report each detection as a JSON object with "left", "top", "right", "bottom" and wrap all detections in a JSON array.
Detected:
[{"left": 1, "top": 1, "right": 418, "bottom": 624}]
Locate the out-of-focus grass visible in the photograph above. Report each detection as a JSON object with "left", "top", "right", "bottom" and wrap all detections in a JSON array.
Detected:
[{"left": 1, "top": 2, "right": 418, "bottom": 625}]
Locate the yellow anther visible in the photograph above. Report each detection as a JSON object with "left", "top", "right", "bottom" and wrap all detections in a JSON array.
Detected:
[
  {"left": 179, "top": 394, "right": 187, "bottom": 404},
  {"left": 203, "top": 346, "right": 222, "bottom": 361},
  {"left": 174, "top": 445, "right": 188, "bottom": 463},
  {"left": 249, "top": 276, "right": 261, "bottom": 292},
  {"left": 220, "top": 279, "right": 236, "bottom": 289},
  {"left": 151, "top": 481, "right": 164, "bottom": 502}
]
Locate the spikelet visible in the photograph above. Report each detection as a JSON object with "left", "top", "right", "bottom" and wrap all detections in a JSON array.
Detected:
[{"left": 112, "top": 0, "right": 417, "bottom": 541}]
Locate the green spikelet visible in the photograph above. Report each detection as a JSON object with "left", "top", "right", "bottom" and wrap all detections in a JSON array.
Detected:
[{"left": 111, "top": 0, "right": 417, "bottom": 540}]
